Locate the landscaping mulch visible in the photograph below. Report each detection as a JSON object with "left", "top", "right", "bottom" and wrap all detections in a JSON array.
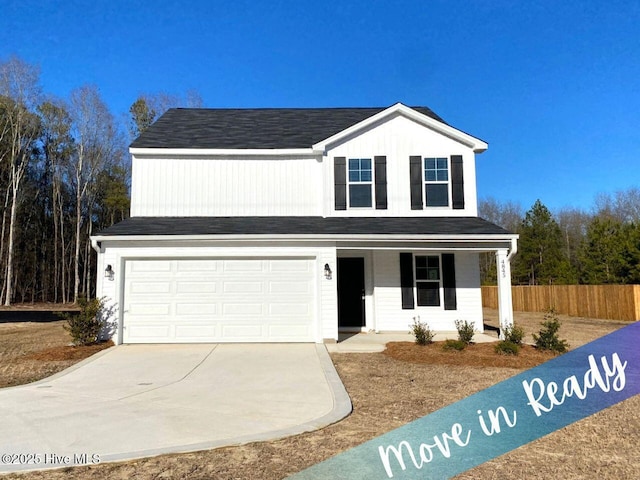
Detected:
[{"left": 383, "top": 340, "right": 557, "bottom": 369}]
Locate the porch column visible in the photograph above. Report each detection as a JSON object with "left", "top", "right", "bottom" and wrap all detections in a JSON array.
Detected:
[{"left": 495, "top": 249, "right": 514, "bottom": 338}]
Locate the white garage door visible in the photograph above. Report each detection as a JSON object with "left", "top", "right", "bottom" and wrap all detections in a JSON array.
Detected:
[{"left": 123, "top": 258, "right": 316, "bottom": 343}]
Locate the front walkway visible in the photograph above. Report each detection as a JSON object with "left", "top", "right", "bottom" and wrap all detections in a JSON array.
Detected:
[{"left": 326, "top": 330, "right": 499, "bottom": 353}]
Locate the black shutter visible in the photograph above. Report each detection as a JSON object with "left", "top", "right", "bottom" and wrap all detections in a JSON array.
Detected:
[
  {"left": 451, "top": 155, "right": 464, "bottom": 210},
  {"left": 442, "top": 253, "right": 457, "bottom": 310},
  {"left": 400, "top": 252, "right": 415, "bottom": 309},
  {"left": 334, "top": 157, "right": 347, "bottom": 210},
  {"left": 374, "top": 156, "right": 387, "bottom": 209},
  {"left": 410, "top": 156, "right": 423, "bottom": 210}
]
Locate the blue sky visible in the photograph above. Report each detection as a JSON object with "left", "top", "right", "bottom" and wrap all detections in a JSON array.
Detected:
[{"left": 2, "top": 0, "right": 639, "bottom": 212}]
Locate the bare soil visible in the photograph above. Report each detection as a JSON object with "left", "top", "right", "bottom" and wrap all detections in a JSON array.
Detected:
[
  {"left": 1, "top": 309, "right": 638, "bottom": 479},
  {"left": 0, "top": 321, "right": 112, "bottom": 388}
]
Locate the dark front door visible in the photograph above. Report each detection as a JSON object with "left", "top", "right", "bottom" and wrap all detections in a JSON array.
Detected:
[{"left": 337, "top": 257, "right": 365, "bottom": 328}]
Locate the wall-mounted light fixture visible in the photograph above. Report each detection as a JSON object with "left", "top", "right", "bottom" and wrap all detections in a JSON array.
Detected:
[
  {"left": 324, "top": 263, "right": 332, "bottom": 280},
  {"left": 105, "top": 264, "right": 115, "bottom": 281}
]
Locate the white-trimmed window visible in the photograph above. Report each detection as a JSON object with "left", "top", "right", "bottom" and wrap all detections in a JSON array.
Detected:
[
  {"left": 415, "top": 255, "right": 441, "bottom": 306},
  {"left": 348, "top": 158, "right": 373, "bottom": 208},
  {"left": 424, "top": 157, "right": 449, "bottom": 207}
]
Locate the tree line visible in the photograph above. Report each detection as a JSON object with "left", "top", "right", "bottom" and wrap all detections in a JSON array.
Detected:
[
  {"left": 2, "top": 55, "right": 637, "bottom": 304},
  {"left": 480, "top": 189, "right": 640, "bottom": 285},
  {"left": 0, "top": 55, "right": 200, "bottom": 305}
]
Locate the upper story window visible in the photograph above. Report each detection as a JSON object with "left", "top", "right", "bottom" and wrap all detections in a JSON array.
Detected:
[
  {"left": 410, "top": 155, "right": 464, "bottom": 211},
  {"left": 424, "top": 157, "right": 449, "bottom": 207},
  {"left": 348, "top": 158, "right": 373, "bottom": 208}
]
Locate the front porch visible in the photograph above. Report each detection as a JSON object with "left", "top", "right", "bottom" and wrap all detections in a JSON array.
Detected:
[
  {"left": 327, "top": 329, "right": 500, "bottom": 352},
  {"left": 333, "top": 238, "right": 517, "bottom": 340}
]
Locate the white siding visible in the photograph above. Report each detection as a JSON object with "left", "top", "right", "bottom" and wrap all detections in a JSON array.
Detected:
[
  {"left": 324, "top": 114, "right": 479, "bottom": 217},
  {"left": 131, "top": 155, "right": 323, "bottom": 217},
  {"left": 318, "top": 249, "right": 338, "bottom": 341},
  {"left": 371, "top": 250, "right": 483, "bottom": 332}
]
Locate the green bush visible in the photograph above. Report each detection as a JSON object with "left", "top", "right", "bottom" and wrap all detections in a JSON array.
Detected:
[
  {"left": 533, "top": 310, "right": 569, "bottom": 354},
  {"left": 503, "top": 323, "right": 525, "bottom": 345},
  {"left": 454, "top": 319, "right": 475, "bottom": 345},
  {"left": 59, "top": 296, "right": 107, "bottom": 346},
  {"left": 443, "top": 339, "right": 467, "bottom": 351},
  {"left": 410, "top": 317, "right": 435, "bottom": 346},
  {"left": 494, "top": 340, "right": 521, "bottom": 355}
]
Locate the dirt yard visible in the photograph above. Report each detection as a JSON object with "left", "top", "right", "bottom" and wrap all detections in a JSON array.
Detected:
[{"left": 1, "top": 310, "right": 638, "bottom": 479}]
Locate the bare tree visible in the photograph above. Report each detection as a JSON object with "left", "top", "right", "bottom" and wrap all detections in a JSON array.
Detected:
[
  {"left": 555, "top": 207, "right": 592, "bottom": 276},
  {"left": 479, "top": 197, "right": 523, "bottom": 232},
  {"left": 68, "top": 85, "right": 123, "bottom": 302},
  {"left": 0, "top": 57, "right": 41, "bottom": 305},
  {"left": 38, "top": 99, "right": 74, "bottom": 303},
  {"left": 594, "top": 187, "right": 640, "bottom": 224}
]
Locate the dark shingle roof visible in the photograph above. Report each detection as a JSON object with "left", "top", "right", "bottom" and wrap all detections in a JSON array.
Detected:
[
  {"left": 96, "top": 216, "right": 513, "bottom": 237},
  {"left": 130, "top": 106, "right": 445, "bottom": 149}
]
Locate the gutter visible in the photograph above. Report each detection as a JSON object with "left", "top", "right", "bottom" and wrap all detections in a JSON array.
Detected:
[
  {"left": 90, "top": 237, "right": 101, "bottom": 253},
  {"left": 90, "top": 233, "right": 519, "bottom": 244},
  {"left": 129, "top": 147, "right": 323, "bottom": 157}
]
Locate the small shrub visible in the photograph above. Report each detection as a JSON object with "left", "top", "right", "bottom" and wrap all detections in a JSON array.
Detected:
[
  {"left": 443, "top": 339, "right": 467, "bottom": 351},
  {"left": 533, "top": 309, "right": 569, "bottom": 354},
  {"left": 503, "top": 323, "right": 525, "bottom": 345},
  {"left": 59, "top": 296, "right": 107, "bottom": 346},
  {"left": 410, "top": 317, "right": 435, "bottom": 346},
  {"left": 494, "top": 340, "right": 521, "bottom": 356},
  {"left": 454, "top": 319, "right": 475, "bottom": 345}
]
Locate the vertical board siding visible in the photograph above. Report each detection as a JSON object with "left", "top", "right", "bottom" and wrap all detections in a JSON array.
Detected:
[
  {"left": 318, "top": 248, "right": 338, "bottom": 340},
  {"left": 326, "top": 115, "right": 478, "bottom": 217},
  {"left": 373, "top": 251, "right": 483, "bottom": 331},
  {"left": 481, "top": 285, "right": 640, "bottom": 321},
  {"left": 131, "top": 156, "right": 322, "bottom": 216}
]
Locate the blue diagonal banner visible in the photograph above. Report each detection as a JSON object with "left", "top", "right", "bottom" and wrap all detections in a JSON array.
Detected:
[{"left": 288, "top": 322, "right": 640, "bottom": 480}]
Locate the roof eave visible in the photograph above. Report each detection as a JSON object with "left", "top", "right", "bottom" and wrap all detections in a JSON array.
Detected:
[
  {"left": 129, "top": 147, "right": 322, "bottom": 157},
  {"left": 92, "top": 233, "right": 518, "bottom": 243},
  {"left": 312, "top": 103, "right": 489, "bottom": 153}
]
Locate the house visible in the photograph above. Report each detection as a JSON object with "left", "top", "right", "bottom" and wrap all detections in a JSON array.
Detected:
[{"left": 91, "top": 103, "right": 517, "bottom": 344}]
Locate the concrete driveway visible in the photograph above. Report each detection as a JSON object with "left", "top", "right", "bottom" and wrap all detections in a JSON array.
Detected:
[{"left": 0, "top": 344, "right": 351, "bottom": 473}]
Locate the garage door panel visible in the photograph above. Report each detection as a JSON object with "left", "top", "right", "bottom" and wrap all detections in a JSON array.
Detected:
[
  {"left": 269, "top": 303, "right": 310, "bottom": 316},
  {"left": 127, "top": 324, "right": 172, "bottom": 339},
  {"left": 223, "top": 260, "right": 264, "bottom": 272},
  {"left": 268, "top": 324, "right": 310, "bottom": 338},
  {"left": 223, "top": 281, "right": 263, "bottom": 294},
  {"left": 175, "top": 281, "right": 218, "bottom": 294},
  {"left": 129, "top": 303, "right": 171, "bottom": 315},
  {"left": 270, "top": 260, "right": 310, "bottom": 272},
  {"left": 222, "top": 303, "right": 264, "bottom": 315},
  {"left": 221, "top": 324, "right": 264, "bottom": 339},
  {"left": 123, "top": 258, "right": 315, "bottom": 343},
  {"left": 175, "top": 303, "right": 218, "bottom": 315},
  {"left": 269, "top": 281, "right": 310, "bottom": 294},
  {"left": 130, "top": 261, "right": 173, "bottom": 273},
  {"left": 129, "top": 281, "right": 172, "bottom": 294},
  {"left": 175, "top": 325, "right": 217, "bottom": 339},
  {"left": 176, "top": 260, "right": 219, "bottom": 272}
]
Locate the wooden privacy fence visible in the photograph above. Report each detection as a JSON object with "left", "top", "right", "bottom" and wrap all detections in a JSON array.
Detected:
[{"left": 481, "top": 285, "right": 640, "bottom": 321}]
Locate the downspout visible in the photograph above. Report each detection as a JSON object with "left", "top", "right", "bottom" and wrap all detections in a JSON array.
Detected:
[{"left": 507, "top": 237, "right": 518, "bottom": 261}]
